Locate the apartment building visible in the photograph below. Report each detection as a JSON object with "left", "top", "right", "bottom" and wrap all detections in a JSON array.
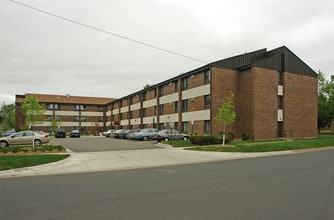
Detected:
[
  {"left": 107, "top": 46, "right": 317, "bottom": 139},
  {"left": 15, "top": 94, "right": 115, "bottom": 134},
  {"left": 15, "top": 46, "right": 318, "bottom": 139}
]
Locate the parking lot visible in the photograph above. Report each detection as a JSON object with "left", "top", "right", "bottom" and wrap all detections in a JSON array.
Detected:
[{"left": 50, "top": 136, "right": 161, "bottom": 152}]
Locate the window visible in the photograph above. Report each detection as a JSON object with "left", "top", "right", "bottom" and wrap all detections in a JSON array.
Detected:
[
  {"left": 98, "top": 116, "right": 104, "bottom": 122},
  {"left": 182, "top": 122, "right": 188, "bottom": 133},
  {"left": 204, "top": 70, "right": 211, "bottom": 84},
  {"left": 204, "top": 95, "right": 211, "bottom": 109},
  {"left": 175, "top": 80, "right": 179, "bottom": 92},
  {"left": 98, "top": 105, "right": 104, "bottom": 112},
  {"left": 278, "top": 71, "right": 283, "bottom": 85},
  {"left": 74, "top": 116, "right": 86, "bottom": 121},
  {"left": 174, "top": 101, "right": 179, "bottom": 113},
  {"left": 142, "top": 92, "right": 147, "bottom": 101},
  {"left": 159, "top": 86, "right": 164, "bottom": 97},
  {"left": 204, "top": 120, "right": 211, "bottom": 134},
  {"left": 182, "top": 78, "right": 188, "bottom": 90},
  {"left": 154, "top": 106, "right": 157, "bottom": 115},
  {"left": 159, "top": 104, "right": 164, "bottom": 114},
  {"left": 47, "top": 103, "right": 60, "bottom": 110},
  {"left": 278, "top": 96, "right": 283, "bottom": 109},
  {"left": 278, "top": 122, "right": 283, "bottom": 137},
  {"left": 174, "top": 122, "right": 179, "bottom": 131},
  {"left": 182, "top": 99, "right": 188, "bottom": 112},
  {"left": 142, "top": 108, "right": 147, "bottom": 117},
  {"left": 75, "top": 105, "right": 86, "bottom": 111},
  {"left": 47, "top": 115, "right": 61, "bottom": 121}
]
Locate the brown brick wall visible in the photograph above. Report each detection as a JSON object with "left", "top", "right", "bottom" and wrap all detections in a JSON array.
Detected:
[
  {"left": 188, "top": 72, "right": 205, "bottom": 89},
  {"left": 283, "top": 72, "right": 318, "bottom": 138},
  {"left": 235, "top": 69, "right": 254, "bottom": 138},
  {"left": 211, "top": 67, "right": 239, "bottom": 136},
  {"left": 251, "top": 67, "right": 278, "bottom": 139}
]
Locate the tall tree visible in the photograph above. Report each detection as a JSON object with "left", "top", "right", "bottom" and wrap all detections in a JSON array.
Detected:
[
  {"left": 317, "top": 71, "right": 334, "bottom": 131},
  {"left": 21, "top": 96, "right": 46, "bottom": 131},
  {"left": 214, "top": 91, "right": 236, "bottom": 146}
]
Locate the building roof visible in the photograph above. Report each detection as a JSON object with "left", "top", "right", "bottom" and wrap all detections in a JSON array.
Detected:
[
  {"left": 212, "top": 46, "right": 317, "bottom": 77},
  {"left": 117, "top": 46, "right": 317, "bottom": 101},
  {"left": 15, "top": 93, "right": 115, "bottom": 105}
]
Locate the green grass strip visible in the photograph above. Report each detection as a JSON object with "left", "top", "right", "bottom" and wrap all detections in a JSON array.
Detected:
[
  {"left": 180, "top": 136, "right": 334, "bottom": 152},
  {"left": 0, "top": 154, "right": 70, "bottom": 171}
]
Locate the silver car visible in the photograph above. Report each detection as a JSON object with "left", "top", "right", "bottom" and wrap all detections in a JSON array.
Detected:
[
  {"left": 131, "top": 128, "right": 159, "bottom": 141},
  {"left": 152, "top": 129, "right": 189, "bottom": 142},
  {"left": 0, "top": 130, "right": 50, "bottom": 147}
]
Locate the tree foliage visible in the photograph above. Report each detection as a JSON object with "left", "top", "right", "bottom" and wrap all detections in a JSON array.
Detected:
[
  {"left": 21, "top": 96, "right": 46, "bottom": 130},
  {"left": 0, "top": 104, "right": 15, "bottom": 131},
  {"left": 214, "top": 91, "right": 236, "bottom": 145},
  {"left": 318, "top": 71, "right": 334, "bottom": 130}
]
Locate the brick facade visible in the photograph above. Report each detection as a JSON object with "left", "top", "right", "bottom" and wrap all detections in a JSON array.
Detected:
[{"left": 15, "top": 46, "right": 318, "bottom": 139}]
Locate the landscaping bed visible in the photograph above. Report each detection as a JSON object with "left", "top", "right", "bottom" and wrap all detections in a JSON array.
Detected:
[
  {"left": 167, "top": 136, "right": 334, "bottom": 152},
  {"left": 0, "top": 145, "right": 69, "bottom": 171},
  {"left": 0, "top": 145, "right": 67, "bottom": 156}
]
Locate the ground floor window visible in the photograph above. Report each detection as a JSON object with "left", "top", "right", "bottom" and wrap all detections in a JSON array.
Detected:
[
  {"left": 204, "top": 120, "right": 211, "bottom": 134},
  {"left": 182, "top": 122, "right": 188, "bottom": 133},
  {"left": 277, "top": 122, "right": 283, "bottom": 137}
]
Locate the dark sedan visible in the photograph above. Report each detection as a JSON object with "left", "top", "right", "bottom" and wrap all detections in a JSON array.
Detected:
[{"left": 70, "top": 130, "right": 80, "bottom": 138}]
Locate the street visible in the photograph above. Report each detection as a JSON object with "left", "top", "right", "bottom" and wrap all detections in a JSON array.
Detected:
[{"left": 1, "top": 149, "right": 334, "bottom": 220}]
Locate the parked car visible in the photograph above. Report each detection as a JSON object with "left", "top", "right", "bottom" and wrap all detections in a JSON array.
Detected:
[
  {"left": 69, "top": 130, "right": 80, "bottom": 138},
  {"left": 152, "top": 129, "right": 189, "bottom": 142},
  {"left": 113, "top": 129, "right": 134, "bottom": 139},
  {"left": 125, "top": 130, "right": 139, "bottom": 139},
  {"left": 55, "top": 128, "right": 66, "bottom": 138},
  {"left": 111, "top": 129, "right": 123, "bottom": 138},
  {"left": 131, "top": 128, "right": 159, "bottom": 141},
  {"left": 0, "top": 130, "right": 50, "bottom": 147},
  {"left": 103, "top": 129, "right": 116, "bottom": 137}
]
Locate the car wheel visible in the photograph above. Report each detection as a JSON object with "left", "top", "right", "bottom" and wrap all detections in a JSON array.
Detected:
[
  {"left": 0, "top": 140, "right": 8, "bottom": 147},
  {"left": 142, "top": 136, "right": 148, "bottom": 141},
  {"left": 183, "top": 136, "right": 188, "bottom": 140},
  {"left": 164, "top": 137, "right": 169, "bottom": 142},
  {"left": 34, "top": 139, "right": 42, "bottom": 147}
]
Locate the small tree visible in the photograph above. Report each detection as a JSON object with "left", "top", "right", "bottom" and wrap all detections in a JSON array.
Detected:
[
  {"left": 21, "top": 96, "right": 46, "bottom": 146},
  {"left": 214, "top": 91, "right": 236, "bottom": 146}
]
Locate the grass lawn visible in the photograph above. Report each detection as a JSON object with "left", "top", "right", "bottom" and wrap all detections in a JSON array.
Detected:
[
  {"left": 0, "top": 154, "right": 70, "bottom": 171},
  {"left": 168, "top": 136, "right": 334, "bottom": 152}
]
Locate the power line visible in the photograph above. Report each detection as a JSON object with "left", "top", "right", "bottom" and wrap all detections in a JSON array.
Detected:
[{"left": 9, "top": 0, "right": 208, "bottom": 64}]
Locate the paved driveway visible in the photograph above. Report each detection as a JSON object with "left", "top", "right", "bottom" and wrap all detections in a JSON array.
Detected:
[{"left": 50, "top": 136, "right": 161, "bottom": 152}]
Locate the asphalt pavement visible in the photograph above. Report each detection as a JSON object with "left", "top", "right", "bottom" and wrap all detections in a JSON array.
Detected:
[{"left": 1, "top": 137, "right": 333, "bottom": 179}]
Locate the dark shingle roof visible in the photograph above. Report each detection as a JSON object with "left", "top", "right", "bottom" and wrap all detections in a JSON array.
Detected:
[
  {"left": 16, "top": 93, "right": 115, "bottom": 105},
  {"left": 212, "top": 46, "right": 317, "bottom": 77}
]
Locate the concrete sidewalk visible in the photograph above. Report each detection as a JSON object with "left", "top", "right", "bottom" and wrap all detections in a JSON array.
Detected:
[{"left": 0, "top": 144, "right": 300, "bottom": 179}]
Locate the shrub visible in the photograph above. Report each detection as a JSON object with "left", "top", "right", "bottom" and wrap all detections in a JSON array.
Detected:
[
  {"left": 190, "top": 135, "right": 230, "bottom": 145},
  {"left": 242, "top": 133, "right": 250, "bottom": 141},
  {"left": 227, "top": 132, "right": 235, "bottom": 141}
]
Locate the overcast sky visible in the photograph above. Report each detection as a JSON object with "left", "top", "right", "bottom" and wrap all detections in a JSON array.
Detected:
[{"left": 1, "top": 0, "right": 333, "bottom": 105}]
